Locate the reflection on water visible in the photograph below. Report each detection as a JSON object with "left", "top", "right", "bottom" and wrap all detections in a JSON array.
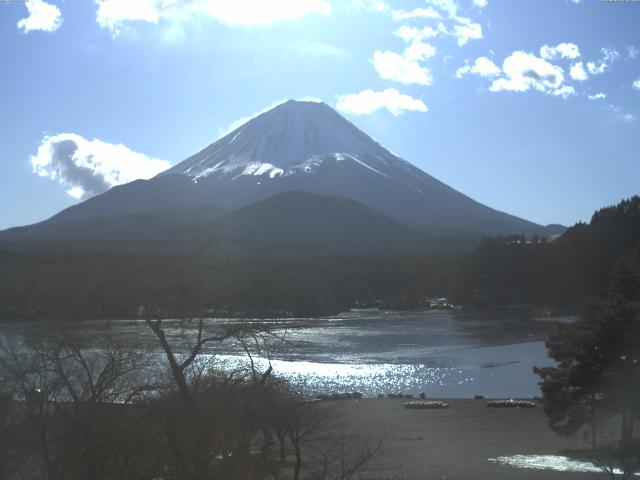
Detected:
[
  {"left": 0, "top": 308, "right": 572, "bottom": 398},
  {"left": 489, "top": 454, "right": 638, "bottom": 476},
  {"left": 214, "top": 341, "right": 551, "bottom": 398}
]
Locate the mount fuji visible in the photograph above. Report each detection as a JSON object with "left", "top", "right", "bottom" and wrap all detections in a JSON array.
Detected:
[{"left": 0, "top": 100, "right": 562, "bottom": 254}]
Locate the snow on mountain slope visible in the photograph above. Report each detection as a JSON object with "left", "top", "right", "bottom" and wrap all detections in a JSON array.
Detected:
[
  {"left": 161, "top": 100, "right": 424, "bottom": 187},
  {"left": 0, "top": 99, "right": 560, "bottom": 249}
]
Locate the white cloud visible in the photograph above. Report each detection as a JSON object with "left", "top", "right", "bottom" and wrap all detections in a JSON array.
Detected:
[
  {"left": 569, "top": 62, "right": 588, "bottom": 81},
  {"left": 452, "top": 16, "right": 482, "bottom": 46},
  {"left": 633, "top": 79, "right": 640, "bottom": 90},
  {"left": 95, "top": 0, "right": 332, "bottom": 33},
  {"left": 586, "top": 62, "right": 603, "bottom": 75},
  {"left": 95, "top": 0, "right": 165, "bottom": 32},
  {"left": 289, "top": 41, "right": 347, "bottom": 58},
  {"left": 627, "top": 45, "right": 640, "bottom": 59},
  {"left": 623, "top": 113, "right": 636, "bottom": 123},
  {"left": 391, "top": 7, "right": 440, "bottom": 20},
  {"left": 456, "top": 56, "right": 500, "bottom": 78},
  {"left": 540, "top": 42, "right": 580, "bottom": 60},
  {"left": 489, "top": 51, "right": 573, "bottom": 98},
  {"left": 588, "top": 93, "right": 606, "bottom": 100},
  {"left": 551, "top": 85, "right": 575, "bottom": 99},
  {"left": 31, "top": 133, "right": 171, "bottom": 199},
  {"left": 393, "top": 24, "right": 442, "bottom": 43},
  {"left": 424, "top": 0, "right": 458, "bottom": 18},
  {"left": 386, "top": 1, "right": 482, "bottom": 50},
  {"left": 372, "top": 50, "right": 432, "bottom": 85},
  {"left": 352, "top": 0, "right": 389, "bottom": 12},
  {"left": 403, "top": 41, "right": 436, "bottom": 61},
  {"left": 336, "top": 88, "right": 428, "bottom": 116},
  {"left": 393, "top": 25, "right": 420, "bottom": 43},
  {"left": 586, "top": 47, "right": 619, "bottom": 75},
  {"left": 17, "top": 0, "right": 62, "bottom": 33}
]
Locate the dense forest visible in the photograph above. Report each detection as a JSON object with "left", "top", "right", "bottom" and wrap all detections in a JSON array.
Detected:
[
  {"left": 1, "top": 196, "right": 638, "bottom": 321},
  {"left": 0, "top": 251, "right": 455, "bottom": 320},
  {"left": 452, "top": 196, "right": 640, "bottom": 307}
]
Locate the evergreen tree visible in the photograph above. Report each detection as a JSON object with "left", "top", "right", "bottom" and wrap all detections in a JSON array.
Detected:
[{"left": 535, "top": 243, "right": 640, "bottom": 448}]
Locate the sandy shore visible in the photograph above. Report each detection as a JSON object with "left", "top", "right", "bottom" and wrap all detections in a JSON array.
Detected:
[{"left": 328, "top": 398, "right": 605, "bottom": 480}]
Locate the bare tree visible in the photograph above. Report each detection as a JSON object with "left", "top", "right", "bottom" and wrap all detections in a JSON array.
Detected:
[
  {"left": 0, "top": 390, "right": 24, "bottom": 480},
  {"left": 143, "top": 316, "right": 283, "bottom": 480},
  {"left": 307, "top": 430, "right": 383, "bottom": 480},
  {"left": 589, "top": 420, "right": 640, "bottom": 480},
  {"left": 0, "top": 332, "right": 157, "bottom": 480}
]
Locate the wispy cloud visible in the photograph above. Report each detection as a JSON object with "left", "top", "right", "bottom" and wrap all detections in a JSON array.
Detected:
[
  {"left": 627, "top": 45, "right": 639, "bottom": 60},
  {"left": 31, "top": 133, "right": 171, "bottom": 199},
  {"left": 352, "top": 0, "right": 389, "bottom": 13},
  {"left": 336, "top": 88, "right": 428, "bottom": 116},
  {"left": 288, "top": 41, "right": 348, "bottom": 58},
  {"left": 586, "top": 47, "right": 619, "bottom": 75},
  {"left": 95, "top": 0, "right": 332, "bottom": 35},
  {"left": 603, "top": 104, "right": 636, "bottom": 123},
  {"left": 17, "top": 0, "right": 62, "bottom": 33},
  {"left": 540, "top": 42, "right": 580, "bottom": 61},
  {"left": 391, "top": 7, "right": 440, "bottom": 21}
]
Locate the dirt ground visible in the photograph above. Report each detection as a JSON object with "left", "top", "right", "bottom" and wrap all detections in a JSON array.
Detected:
[{"left": 328, "top": 398, "right": 608, "bottom": 480}]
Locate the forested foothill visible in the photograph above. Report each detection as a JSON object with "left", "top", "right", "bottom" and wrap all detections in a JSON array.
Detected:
[
  {"left": 0, "top": 252, "right": 455, "bottom": 320},
  {"left": 452, "top": 196, "right": 640, "bottom": 308},
  {"left": 1, "top": 196, "right": 638, "bottom": 321},
  {"left": 534, "top": 229, "right": 640, "bottom": 479}
]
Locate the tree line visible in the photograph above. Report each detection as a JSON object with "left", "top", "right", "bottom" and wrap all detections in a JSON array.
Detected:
[
  {"left": 534, "top": 241, "right": 640, "bottom": 479},
  {"left": 0, "top": 252, "right": 456, "bottom": 320},
  {"left": 452, "top": 196, "right": 640, "bottom": 307}
]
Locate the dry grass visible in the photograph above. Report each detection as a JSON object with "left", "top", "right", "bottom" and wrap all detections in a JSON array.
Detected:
[{"left": 328, "top": 398, "right": 605, "bottom": 480}]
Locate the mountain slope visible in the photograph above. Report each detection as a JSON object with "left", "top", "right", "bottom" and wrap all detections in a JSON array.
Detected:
[
  {"left": 208, "top": 191, "right": 424, "bottom": 256},
  {"left": 0, "top": 100, "right": 562, "bottom": 253}
]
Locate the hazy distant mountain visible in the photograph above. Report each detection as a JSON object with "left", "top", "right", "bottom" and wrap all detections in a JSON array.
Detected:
[{"left": 0, "top": 100, "right": 562, "bottom": 254}]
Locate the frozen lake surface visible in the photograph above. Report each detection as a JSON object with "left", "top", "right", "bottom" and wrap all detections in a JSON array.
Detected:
[{"left": 1, "top": 308, "right": 574, "bottom": 398}]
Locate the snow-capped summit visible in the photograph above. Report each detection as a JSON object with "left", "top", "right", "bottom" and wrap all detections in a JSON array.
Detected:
[
  {"left": 161, "top": 99, "right": 417, "bottom": 184},
  {"left": 0, "top": 99, "right": 563, "bottom": 253}
]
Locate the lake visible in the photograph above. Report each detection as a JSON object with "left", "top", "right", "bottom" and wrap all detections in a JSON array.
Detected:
[{"left": 0, "top": 308, "right": 574, "bottom": 399}]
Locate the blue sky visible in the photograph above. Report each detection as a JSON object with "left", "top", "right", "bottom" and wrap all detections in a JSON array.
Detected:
[{"left": 1, "top": 0, "right": 639, "bottom": 230}]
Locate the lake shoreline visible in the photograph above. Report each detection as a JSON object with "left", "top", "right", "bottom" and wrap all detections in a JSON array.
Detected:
[{"left": 0, "top": 303, "right": 579, "bottom": 324}]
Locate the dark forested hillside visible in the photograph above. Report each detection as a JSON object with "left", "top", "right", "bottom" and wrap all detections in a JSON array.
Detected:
[
  {"left": 451, "top": 196, "right": 640, "bottom": 306},
  {"left": 3, "top": 197, "right": 637, "bottom": 320},
  {"left": 0, "top": 250, "right": 456, "bottom": 320}
]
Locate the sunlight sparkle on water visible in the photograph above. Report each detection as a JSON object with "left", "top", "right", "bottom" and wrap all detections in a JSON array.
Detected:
[
  {"left": 489, "top": 455, "right": 640, "bottom": 475},
  {"left": 214, "top": 355, "right": 474, "bottom": 397}
]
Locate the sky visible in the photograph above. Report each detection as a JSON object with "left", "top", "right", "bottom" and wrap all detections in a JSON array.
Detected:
[{"left": 0, "top": 0, "right": 639, "bottom": 230}]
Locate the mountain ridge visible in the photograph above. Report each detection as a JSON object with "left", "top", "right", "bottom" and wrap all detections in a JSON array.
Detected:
[{"left": 0, "top": 99, "right": 563, "bottom": 254}]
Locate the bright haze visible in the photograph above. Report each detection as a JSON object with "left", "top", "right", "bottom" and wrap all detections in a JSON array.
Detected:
[{"left": 1, "top": 0, "right": 639, "bottom": 230}]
